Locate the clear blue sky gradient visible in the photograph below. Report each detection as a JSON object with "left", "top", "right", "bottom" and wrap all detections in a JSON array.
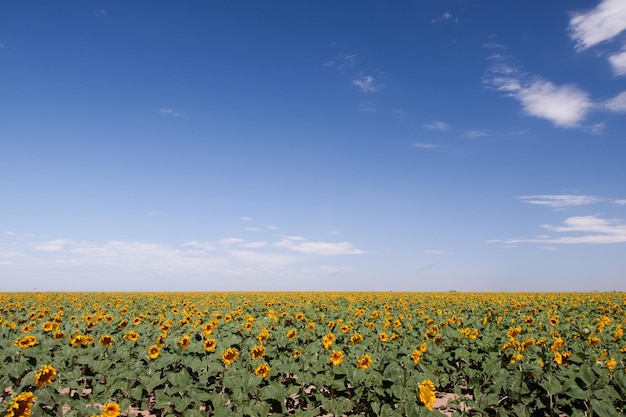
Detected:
[{"left": 2, "top": 1, "right": 626, "bottom": 291}]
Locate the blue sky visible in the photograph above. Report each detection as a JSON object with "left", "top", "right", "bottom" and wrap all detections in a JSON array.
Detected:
[{"left": 2, "top": 1, "right": 626, "bottom": 292}]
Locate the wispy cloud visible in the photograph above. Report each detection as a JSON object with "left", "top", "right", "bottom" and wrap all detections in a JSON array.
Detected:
[
  {"left": 605, "top": 91, "right": 626, "bottom": 112},
  {"left": 432, "top": 12, "right": 455, "bottom": 23},
  {"left": 608, "top": 50, "right": 626, "bottom": 76},
  {"left": 422, "top": 121, "right": 451, "bottom": 131},
  {"left": 518, "top": 195, "right": 602, "bottom": 208},
  {"left": 484, "top": 61, "right": 593, "bottom": 128},
  {"left": 218, "top": 238, "right": 267, "bottom": 248},
  {"left": 503, "top": 215, "right": 626, "bottom": 244},
  {"left": 570, "top": 0, "right": 626, "bottom": 77},
  {"left": 615, "top": 199, "right": 626, "bottom": 205},
  {"left": 425, "top": 249, "right": 454, "bottom": 255},
  {"left": 275, "top": 236, "right": 366, "bottom": 255},
  {"left": 569, "top": 0, "right": 626, "bottom": 50},
  {"left": 352, "top": 74, "right": 383, "bottom": 93},
  {"left": 240, "top": 217, "right": 253, "bottom": 221},
  {"left": 324, "top": 53, "right": 358, "bottom": 70},
  {"left": 93, "top": 9, "right": 107, "bottom": 17},
  {"left": 464, "top": 130, "right": 491, "bottom": 138},
  {"left": 412, "top": 142, "right": 437, "bottom": 149},
  {"left": 159, "top": 108, "right": 182, "bottom": 117}
]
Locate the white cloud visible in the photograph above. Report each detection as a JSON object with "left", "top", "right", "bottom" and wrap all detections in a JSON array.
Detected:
[
  {"left": 505, "top": 215, "right": 626, "bottom": 244},
  {"left": 515, "top": 80, "right": 592, "bottom": 127},
  {"left": 266, "top": 225, "right": 279, "bottom": 230},
  {"left": 183, "top": 241, "right": 217, "bottom": 251},
  {"left": 240, "top": 217, "right": 253, "bottom": 221},
  {"left": 518, "top": 195, "right": 602, "bottom": 208},
  {"left": 245, "top": 227, "right": 260, "bottom": 232},
  {"left": 276, "top": 236, "right": 365, "bottom": 255},
  {"left": 352, "top": 74, "right": 382, "bottom": 93},
  {"left": 486, "top": 64, "right": 593, "bottom": 127},
  {"left": 412, "top": 142, "right": 437, "bottom": 149},
  {"left": 93, "top": 9, "right": 107, "bottom": 17},
  {"left": 422, "top": 121, "right": 451, "bottom": 131},
  {"left": 608, "top": 50, "right": 626, "bottom": 76},
  {"left": 432, "top": 12, "right": 455, "bottom": 23},
  {"left": 569, "top": 0, "right": 626, "bottom": 50},
  {"left": 464, "top": 130, "right": 491, "bottom": 138},
  {"left": 218, "top": 238, "right": 267, "bottom": 248},
  {"left": 227, "top": 250, "right": 297, "bottom": 265},
  {"left": 324, "top": 53, "right": 358, "bottom": 70},
  {"left": 614, "top": 199, "right": 626, "bottom": 205},
  {"left": 32, "top": 239, "right": 74, "bottom": 252},
  {"left": 424, "top": 249, "right": 453, "bottom": 255},
  {"left": 159, "top": 108, "right": 181, "bottom": 116},
  {"left": 605, "top": 91, "right": 626, "bottom": 112}
]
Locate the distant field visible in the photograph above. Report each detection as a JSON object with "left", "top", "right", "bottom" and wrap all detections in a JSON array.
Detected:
[{"left": 1, "top": 292, "right": 624, "bottom": 416}]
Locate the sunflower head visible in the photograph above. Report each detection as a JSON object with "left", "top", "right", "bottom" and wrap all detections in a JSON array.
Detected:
[
  {"left": 203, "top": 338, "right": 217, "bottom": 352},
  {"left": 329, "top": 350, "right": 344, "bottom": 366},
  {"left": 418, "top": 379, "right": 436, "bottom": 409},
  {"left": 356, "top": 354, "right": 372, "bottom": 370},
  {"left": 250, "top": 345, "right": 265, "bottom": 359},
  {"left": 99, "top": 335, "right": 115, "bottom": 347},
  {"left": 222, "top": 347, "right": 239, "bottom": 365},
  {"left": 179, "top": 335, "right": 191, "bottom": 349},
  {"left": 34, "top": 364, "right": 57, "bottom": 388},
  {"left": 255, "top": 363, "right": 271, "bottom": 379},
  {"left": 102, "top": 402, "right": 121, "bottom": 417},
  {"left": 6, "top": 392, "right": 36, "bottom": 417},
  {"left": 148, "top": 345, "right": 160, "bottom": 360}
]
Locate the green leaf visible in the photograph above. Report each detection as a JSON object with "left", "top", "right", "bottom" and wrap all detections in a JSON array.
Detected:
[
  {"left": 578, "top": 363, "right": 595, "bottom": 387},
  {"left": 261, "top": 383, "right": 286, "bottom": 402},
  {"left": 540, "top": 377, "right": 562, "bottom": 396},
  {"left": 590, "top": 398, "right": 621, "bottom": 417},
  {"left": 174, "top": 396, "right": 192, "bottom": 413},
  {"left": 382, "top": 362, "right": 403, "bottom": 381}
]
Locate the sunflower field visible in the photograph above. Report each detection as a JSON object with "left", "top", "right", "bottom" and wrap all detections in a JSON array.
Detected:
[{"left": 1, "top": 292, "right": 625, "bottom": 417}]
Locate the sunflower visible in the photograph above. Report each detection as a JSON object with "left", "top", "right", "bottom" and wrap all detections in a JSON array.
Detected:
[
  {"left": 99, "top": 335, "right": 115, "bottom": 347},
  {"left": 418, "top": 379, "right": 436, "bottom": 409},
  {"left": 329, "top": 350, "right": 344, "bottom": 366},
  {"left": 5, "top": 392, "right": 36, "bottom": 417},
  {"left": 379, "top": 332, "right": 388, "bottom": 342},
  {"left": 148, "top": 345, "right": 160, "bottom": 360},
  {"left": 125, "top": 331, "right": 139, "bottom": 342},
  {"left": 53, "top": 331, "right": 65, "bottom": 341},
  {"left": 42, "top": 321, "right": 54, "bottom": 332},
  {"left": 606, "top": 357, "right": 617, "bottom": 371},
  {"left": 551, "top": 337, "right": 565, "bottom": 352},
  {"left": 356, "top": 354, "right": 372, "bottom": 370},
  {"left": 286, "top": 329, "right": 297, "bottom": 340},
  {"left": 222, "top": 347, "right": 239, "bottom": 365},
  {"left": 101, "top": 402, "right": 121, "bottom": 417},
  {"left": 292, "top": 350, "right": 301, "bottom": 359},
  {"left": 250, "top": 345, "right": 265, "bottom": 359},
  {"left": 203, "top": 338, "right": 217, "bottom": 352},
  {"left": 587, "top": 336, "right": 601, "bottom": 347},
  {"left": 257, "top": 328, "right": 270, "bottom": 344},
  {"left": 350, "top": 333, "right": 364, "bottom": 345},
  {"left": 178, "top": 335, "right": 191, "bottom": 350},
  {"left": 255, "top": 362, "right": 271, "bottom": 379},
  {"left": 410, "top": 349, "right": 422, "bottom": 365},
  {"left": 322, "top": 333, "right": 335, "bottom": 350},
  {"left": 34, "top": 365, "right": 57, "bottom": 388}
]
